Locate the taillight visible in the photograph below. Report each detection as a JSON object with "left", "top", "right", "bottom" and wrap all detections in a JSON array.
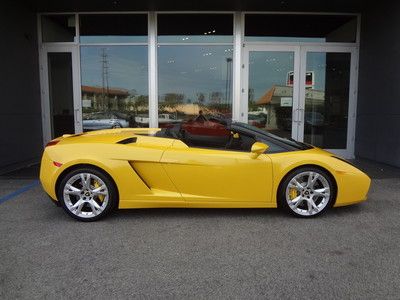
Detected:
[{"left": 46, "top": 140, "right": 60, "bottom": 147}]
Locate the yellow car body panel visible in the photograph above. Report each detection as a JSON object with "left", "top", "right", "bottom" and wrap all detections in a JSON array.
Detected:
[
  {"left": 161, "top": 141, "right": 273, "bottom": 207},
  {"left": 40, "top": 128, "right": 370, "bottom": 210}
]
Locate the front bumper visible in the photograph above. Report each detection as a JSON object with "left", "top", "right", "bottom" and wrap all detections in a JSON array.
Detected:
[{"left": 334, "top": 169, "right": 371, "bottom": 207}]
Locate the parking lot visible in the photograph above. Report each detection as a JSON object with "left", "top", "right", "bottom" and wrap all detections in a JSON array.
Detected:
[{"left": 1, "top": 159, "right": 400, "bottom": 299}]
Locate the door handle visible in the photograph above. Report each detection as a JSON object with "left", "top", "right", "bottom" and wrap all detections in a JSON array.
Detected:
[
  {"left": 74, "top": 108, "right": 80, "bottom": 124},
  {"left": 293, "top": 108, "right": 299, "bottom": 123},
  {"left": 298, "top": 109, "right": 304, "bottom": 123}
]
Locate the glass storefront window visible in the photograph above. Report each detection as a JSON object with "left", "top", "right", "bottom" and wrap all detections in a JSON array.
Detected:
[
  {"left": 157, "top": 14, "right": 233, "bottom": 43},
  {"left": 158, "top": 46, "right": 233, "bottom": 127},
  {"left": 303, "top": 52, "right": 351, "bottom": 148},
  {"left": 80, "top": 46, "right": 149, "bottom": 130},
  {"left": 245, "top": 14, "right": 357, "bottom": 43},
  {"left": 41, "top": 15, "right": 76, "bottom": 42},
  {"left": 79, "top": 14, "right": 148, "bottom": 43},
  {"left": 248, "top": 51, "right": 295, "bottom": 139},
  {"left": 41, "top": 12, "right": 356, "bottom": 153}
]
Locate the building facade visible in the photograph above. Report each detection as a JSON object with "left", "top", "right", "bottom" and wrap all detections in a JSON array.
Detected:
[{"left": 1, "top": 0, "right": 400, "bottom": 173}]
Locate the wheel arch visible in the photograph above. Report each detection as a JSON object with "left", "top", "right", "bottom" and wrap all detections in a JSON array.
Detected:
[
  {"left": 55, "top": 163, "right": 120, "bottom": 204},
  {"left": 276, "top": 164, "right": 338, "bottom": 207}
]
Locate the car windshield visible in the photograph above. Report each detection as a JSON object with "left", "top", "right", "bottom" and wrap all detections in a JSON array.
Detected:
[{"left": 231, "top": 122, "right": 312, "bottom": 150}]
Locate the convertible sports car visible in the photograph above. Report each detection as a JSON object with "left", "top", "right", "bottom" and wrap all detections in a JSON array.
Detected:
[{"left": 40, "top": 120, "right": 371, "bottom": 221}]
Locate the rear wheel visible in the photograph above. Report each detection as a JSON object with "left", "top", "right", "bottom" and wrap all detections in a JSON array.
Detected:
[
  {"left": 279, "top": 167, "right": 335, "bottom": 217},
  {"left": 57, "top": 167, "right": 117, "bottom": 221}
]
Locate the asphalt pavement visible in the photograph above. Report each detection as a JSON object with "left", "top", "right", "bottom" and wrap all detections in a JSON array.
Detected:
[{"left": 0, "top": 159, "right": 400, "bottom": 299}]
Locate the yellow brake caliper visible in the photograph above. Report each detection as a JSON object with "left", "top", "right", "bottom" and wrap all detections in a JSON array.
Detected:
[
  {"left": 94, "top": 180, "right": 105, "bottom": 202},
  {"left": 289, "top": 188, "right": 298, "bottom": 200}
]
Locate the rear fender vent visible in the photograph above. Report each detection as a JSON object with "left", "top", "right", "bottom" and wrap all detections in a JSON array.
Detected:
[{"left": 117, "top": 137, "right": 137, "bottom": 144}]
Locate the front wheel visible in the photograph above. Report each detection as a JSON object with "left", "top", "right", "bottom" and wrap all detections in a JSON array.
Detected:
[
  {"left": 57, "top": 168, "right": 117, "bottom": 221},
  {"left": 279, "top": 167, "right": 335, "bottom": 217}
]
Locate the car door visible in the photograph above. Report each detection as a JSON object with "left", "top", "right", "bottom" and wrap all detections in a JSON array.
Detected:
[{"left": 161, "top": 142, "right": 273, "bottom": 207}]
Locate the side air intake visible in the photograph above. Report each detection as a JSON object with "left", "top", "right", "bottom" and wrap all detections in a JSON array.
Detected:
[{"left": 117, "top": 137, "right": 137, "bottom": 144}]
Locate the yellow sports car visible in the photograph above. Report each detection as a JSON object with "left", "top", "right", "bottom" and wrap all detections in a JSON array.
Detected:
[{"left": 40, "top": 121, "right": 371, "bottom": 221}]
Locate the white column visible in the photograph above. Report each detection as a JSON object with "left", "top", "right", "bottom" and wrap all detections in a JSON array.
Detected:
[
  {"left": 148, "top": 12, "right": 158, "bottom": 128},
  {"left": 232, "top": 12, "right": 243, "bottom": 122}
]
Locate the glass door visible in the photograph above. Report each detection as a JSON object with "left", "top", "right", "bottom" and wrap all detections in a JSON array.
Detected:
[
  {"left": 242, "top": 45, "right": 357, "bottom": 158},
  {"left": 299, "top": 47, "right": 357, "bottom": 158},
  {"left": 242, "top": 45, "right": 301, "bottom": 140},
  {"left": 40, "top": 45, "right": 82, "bottom": 143}
]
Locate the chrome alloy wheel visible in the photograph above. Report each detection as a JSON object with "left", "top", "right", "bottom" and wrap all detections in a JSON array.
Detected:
[
  {"left": 285, "top": 171, "right": 330, "bottom": 216},
  {"left": 63, "top": 173, "right": 109, "bottom": 219}
]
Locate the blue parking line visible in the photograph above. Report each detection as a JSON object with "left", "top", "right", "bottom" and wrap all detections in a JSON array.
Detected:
[{"left": 0, "top": 180, "right": 40, "bottom": 205}]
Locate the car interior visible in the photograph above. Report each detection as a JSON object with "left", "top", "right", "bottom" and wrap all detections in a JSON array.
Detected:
[{"left": 155, "top": 122, "right": 257, "bottom": 152}]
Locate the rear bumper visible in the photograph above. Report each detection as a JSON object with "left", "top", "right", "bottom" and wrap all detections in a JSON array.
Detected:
[{"left": 39, "top": 150, "right": 59, "bottom": 201}]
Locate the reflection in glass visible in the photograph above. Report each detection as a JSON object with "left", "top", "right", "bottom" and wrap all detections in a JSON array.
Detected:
[
  {"left": 245, "top": 14, "right": 357, "bottom": 43},
  {"left": 248, "top": 51, "right": 295, "bottom": 139},
  {"left": 158, "top": 46, "right": 233, "bottom": 127},
  {"left": 157, "top": 14, "right": 233, "bottom": 43},
  {"left": 42, "top": 15, "right": 76, "bottom": 43},
  {"left": 80, "top": 46, "right": 148, "bottom": 130},
  {"left": 47, "top": 53, "right": 75, "bottom": 138},
  {"left": 304, "top": 52, "right": 351, "bottom": 148},
  {"left": 79, "top": 14, "right": 148, "bottom": 43}
]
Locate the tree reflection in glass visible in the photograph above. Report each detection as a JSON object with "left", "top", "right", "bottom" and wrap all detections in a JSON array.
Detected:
[
  {"left": 80, "top": 46, "right": 149, "bottom": 130},
  {"left": 158, "top": 46, "right": 233, "bottom": 128}
]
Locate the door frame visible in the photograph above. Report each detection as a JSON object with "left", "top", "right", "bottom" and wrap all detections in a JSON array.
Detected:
[
  {"left": 299, "top": 45, "right": 358, "bottom": 158},
  {"left": 241, "top": 44, "right": 358, "bottom": 159},
  {"left": 39, "top": 44, "right": 82, "bottom": 145},
  {"left": 241, "top": 44, "right": 302, "bottom": 142}
]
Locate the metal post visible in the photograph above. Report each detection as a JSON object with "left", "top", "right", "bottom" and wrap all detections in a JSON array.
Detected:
[{"left": 148, "top": 12, "right": 158, "bottom": 128}]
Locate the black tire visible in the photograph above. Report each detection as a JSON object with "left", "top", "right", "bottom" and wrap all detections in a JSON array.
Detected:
[
  {"left": 278, "top": 166, "right": 335, "bottom": 218},
  {"left": 57, "top": 167, "right": 118, "bottom": 222}
]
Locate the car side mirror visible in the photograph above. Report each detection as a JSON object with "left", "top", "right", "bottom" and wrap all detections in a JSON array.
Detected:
[{"left": 250, "top": 142, "right": 269, "bottom": 158}]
